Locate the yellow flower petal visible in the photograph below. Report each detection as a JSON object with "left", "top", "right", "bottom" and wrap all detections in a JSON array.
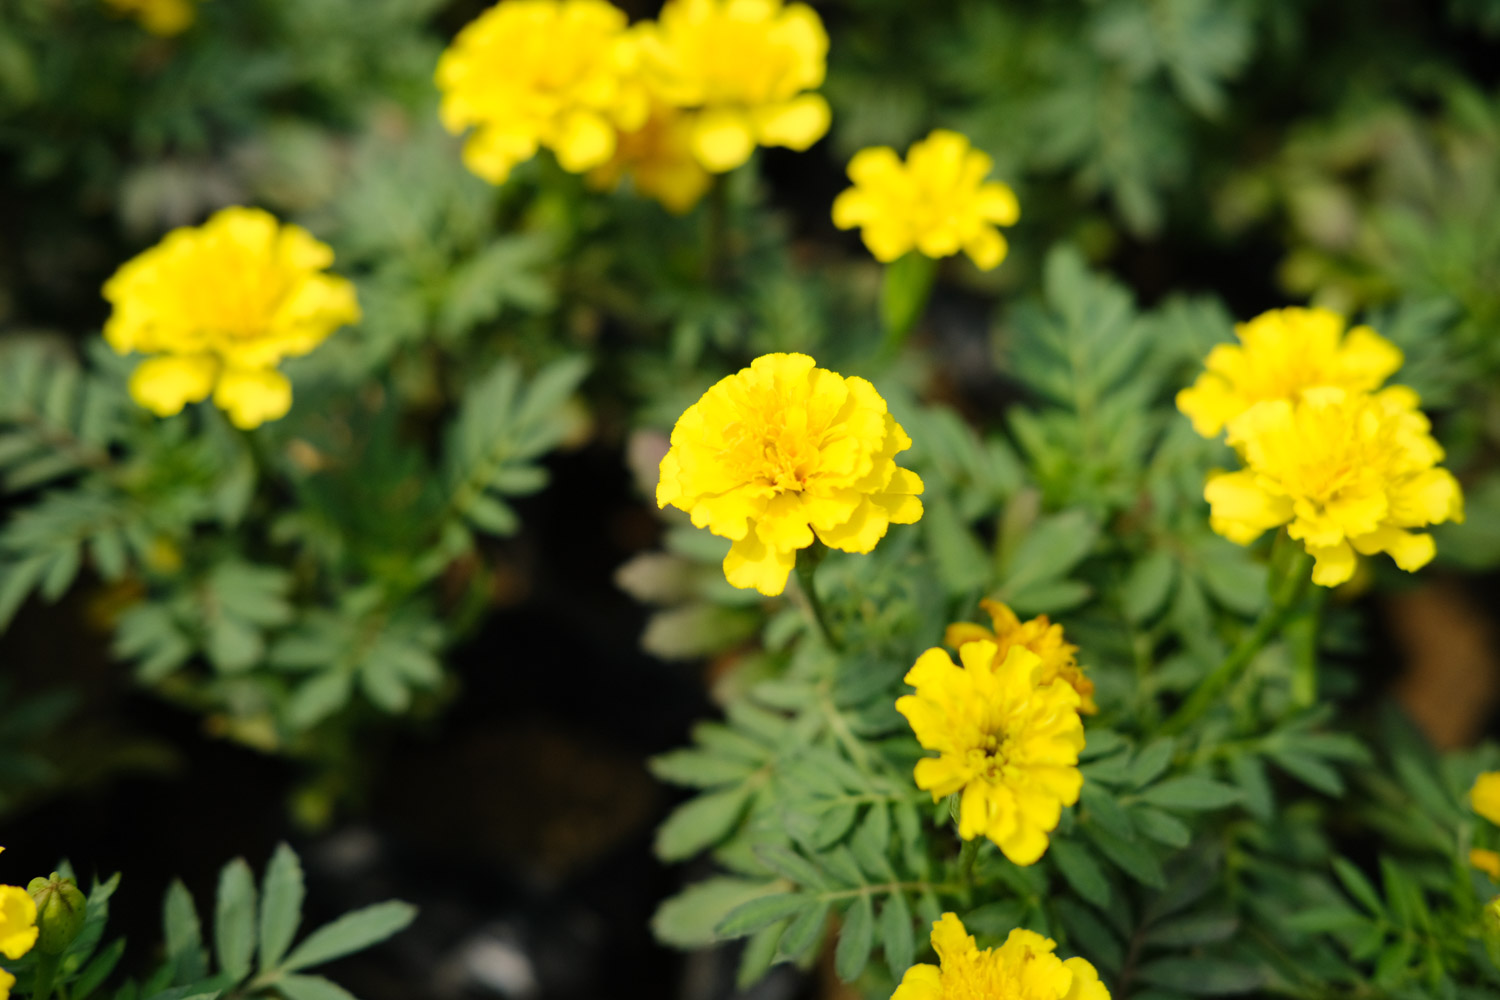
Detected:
[
  {"left": 129, "top": 355, "right": 217, "bottom": 418},
  {"left": 214, "top": 368, "right": 293, "bottom": 430},
  {"left": 690, "top": 109, "right": 757, "bottom": 172},
  {"left": 723, "top": 532, "right": 795, "bottom": 596},
  {"left": 0, "top": 886, "right": 37, "bottom": 960},
  {"left": 752, "top": 93, "right": 830, "bottom": 150},
  {"left": 1472, "top": 772, "right": 1500, "bottom": 825}
]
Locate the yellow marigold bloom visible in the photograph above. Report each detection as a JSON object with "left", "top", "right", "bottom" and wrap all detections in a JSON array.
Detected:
[
  {"left": 1177, "top": 306, "right": 1403, "bottom": 439},
  {"left": 1206, "top": 386, "right": 1464, "bottom": 587},
  {"left": 0, "top": 886, "right": 37, "bottom": 961},
  {"left": 588, "top": 103, "right": 713, "bottom": 213},
  {"left": 103, "top": 206, "right": 360, "bottom": 430},
  {"left": 832, "top": 130, "right": 1019, "bottom": 271},
  {"left": 636, "top": 0, "right": 831, "bottom": 173},
  {"left": 436, "top": 0, "right": 649, "bottom": 184},
  {"left": 944, "top": 599, "right": 1097, "bottom": 715},
  {"left": 102, "top": 0, "right": 197, "bottom": 36},
  {"left": 896, "top": 641, "right": 1084, "bottom": 865},
  {"left": 1473, "top": 849, "right": 1500, "bottom": 880},
  {"left": 1473, "top": 772, "right": 1500, "bottom": 825},
  {"left": 656, "top": 353, "right": 924, "bottom": 597},
  {"left": 893, "top": 913, "right": 1109, "bottom": 1000}
]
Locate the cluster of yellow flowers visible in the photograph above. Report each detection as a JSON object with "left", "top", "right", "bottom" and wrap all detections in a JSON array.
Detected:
[
  {"left": 894, "top": 913, "right": 1108, "bottom": 1000},
  {"left": 1178, "top": 307, "right": 1464, "bottom": 587},
  {"left": 104, "top": 206, "right": 360, "bottom": 430},
  {"left": 101, "top": 0, "right": 198, "bottom": 36},
  {"left": 436, "top": 0, "right": 830, "bottom": 212}
]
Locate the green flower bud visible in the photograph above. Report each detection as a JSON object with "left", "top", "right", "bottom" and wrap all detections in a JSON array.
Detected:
[{"left": 26, "top": 874, "right": 85, "bottom": 956}]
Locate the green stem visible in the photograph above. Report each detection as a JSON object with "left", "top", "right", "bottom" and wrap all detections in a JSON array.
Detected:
[
  {"left": 33, "top": 952, "right": 60, "bottom": 1000},
  {"left": 794, "top": 544, "right": 841, "bottom": 651},
  {"left": 879, "top": 252, "right": 938, "bottom": 360},
  {"left": 957, "top": 837, "right": 981, "bottom": 885},
  {"left": 1288, "top": 585, "right": 1328, "bottom": 709},
  {"left": 1161, "top": 548, "right": 1315, "bottom": 736},
  {"left": 704, "top": 174, "right": 729, "bottom": 285}
]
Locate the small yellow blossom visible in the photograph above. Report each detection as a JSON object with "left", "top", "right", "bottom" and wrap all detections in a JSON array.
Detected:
[
  {"left": 0, "top": 885, "right": 37, "bottom": 961},
  {"left": 636, "top": 0, "right": 830, "bottom": 173},
  {"left": 832, "top": 130, "right": 1019, "bottom": 270},
  {"left": 588, "top": 102, "right": 713, "bottom": 213},
  {"left": 102, "top": 0, "right": 197, "bottom": 36},
  {"left": 893, "top": 913, "right": 1109, "bottom": 1000},
  {"left": 944, "top": 599, "right": 1097, "bottom": 714},
  {"left": 657, "top": 353, "right": 923, "bottom": 596},
  {"left": 1473, "top": 772, "right": 1500, "bottom": 825},
  {"left": 1177, "top": 306, "right": 1403, "bottom": 439},
  {"left": 1473, "top": 849, "right": 1500, "bottom": 880},
  {"left": 0, "top": 966, "right": 13, "bottom": 1000},
  {"left": 436, "top": 0, "right": 649, "bottom": 184},
  {"left": 897, "top": 641, "right": 1084, "bottom": 865},
  {"left": 1205, "top": 386, "right": 1463, "bottom": 587},
  {"left": 103, "top": 206, "right": 360, "bottom": 429}
]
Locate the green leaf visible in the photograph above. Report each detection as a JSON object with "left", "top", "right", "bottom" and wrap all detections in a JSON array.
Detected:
[
  {"left": 1050, "top": 838, "right": 1111, "bottom": 908},
  {"left": 999, "top": 510, "right": 1099, "bottom": 598},
  {"left": 1144, "top": 912, "right": 1238, "bottom": 947},
  {"left": 281, "top": 901, "right": 417, "bottom": 973},
  {"left": 778, "top": 898, "right": 831, "bottom": 962},
  {"left": 1332, "top": 858, "right": 1385, "bottom": 917},
  {"left": 755, "top": 845, "right": 832, "bottom": 890},
  {"left": 1130, "top": 807, "right": 1191, "bottom": 848},
  {"left": 1227, "top": 754, "right": 1273, "bottom": 820},
  {"left": 1268, "top": 749, "right": 1343, "bottom": 796},
  {"left": 652, "top": 878, "right": 777, "bottom": 949},
  {"left": 1122, "top": 551, "right": 1176, "bottom": 622},
  {"left": 1086, "top": 824, "right": 1165, "bottom": 889},
  {"left": 1127, "top": 739, "right": 1177, "bottom": 788},
  {"left": 258, "top": 844, "right": 305, "bottom": 973},
  {"left": 655, "top": 785, "right": 753, "bottom": 861},
  {"left": 1138, "top": 777, "right": 1242, "bottom": 812},
  {"left": 73, "top": 937, "right": 126, "bottom": 1000},
  {"left": 716, "top": 894, "right": 808, "bottom": 938},
  {"left": 648, "top": 749, "right": 757, "bottom": 788},
  {"left": 1136, "top": 957, "right": 1263, "bottom": 995},
  {"left": 214, "top": 858, "right": 257, "bottom": 982},
  {"left": 1282, "top": 906, "right": 1368, "bottom": 933},
  {"left": 736, "top": 919, "right": 787, "bottom": 990},
  {"left": 835, "top": 894, "right": 875, "bottom": 982},
  {"left": 163, "top": 880, "right": 206, "bottom": 985},
  {"left": 275, "top": 975, "right": 358, "bottom": 1000},
  {"left": 880, "top": 892, "right": 914, "bottom": 978}
]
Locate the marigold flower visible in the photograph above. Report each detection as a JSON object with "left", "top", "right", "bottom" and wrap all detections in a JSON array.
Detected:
[
  {"left": 588, "top": 102, "right": 713, "bottom": 213},
  {"left": 1473, "top": 849, "right": 1500, "bottom": 880},
  {"left": 832, "top": 130, "right": 1019, "bottom": 270},
  {"left": 1473, "top": 772, "right": 1500, "bottom": 825},
  {"left": 1177, "top": 306, "right": 1403, "bottom": 439},
  {"left": 436, "top": 0, "right": 649, "bottom": 184},
  {"left": 656, "top": 353, "right": 923, "bottom": 597},
  {"left": 0, "top": 886, "right": 37, "bottom": 961},
  {"left": 102, "top": 0, "right": 196, "bottom": 35},
  {"left": 636, "top": 0, "right": 831, "bottom": 173},
  {"left": 1206, "top": 386, "right": 1463, "bottom": 587},
  {"left": 896, "top": 641, "right": 1084, "bottom": 865},
  {"left": 103, "top": 206, "right": 360, "bottom": 430},
  {"left": 944, "top": 599, "right": 1096, "bottom": 714},
  {"left": 893, "top": 913, "right": 1109, "bottom": 1000}
]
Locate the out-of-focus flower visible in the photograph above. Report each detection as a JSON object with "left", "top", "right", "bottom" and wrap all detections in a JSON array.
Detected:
[
  {"left": 896, "top": 641, "right": 1084, "bottom": 865},
  {"left": 891, "top": 913, "right": 1109, "bottom": 1000},
  {"left": 832, "top": 130, "right": 1019, "bottom": 270},
  {"left": 944, "top": 599, "right": 1096, "bottom": 714},
  {"left": 0, "top": 885, "right": 37, "bottom": 961},
  {"left": 1206, "top": 386, "right": 1463, "bottom": 587},
  {"left": 102, "top": 0, "right": 197, "bottom": 36},
  {"left": 1473, "top": 849, "right": 1500, "bottom": 880},
  {"left": 1473, "top": 772, "right": 1500, "bottom": 825},
  {"left": 1177, "top": 307, "right": 1403, "bottom": 439},
  {"left": 103, "top": 206, "right": 360, "bottom": 429},
  {"left": 656, "top": 353, "right": 923, "bottom": 596},
  {"left": 588, "top": 103, "right": 713, "bottom": 213},
  {"left": 436, "top": 0, "right": 648, "bottom": 184},
  {"left": 636, "top": 0, "right": 830, "bottom": 173}
]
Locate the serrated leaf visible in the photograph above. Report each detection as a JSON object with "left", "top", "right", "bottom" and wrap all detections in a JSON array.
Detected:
[
  {"left": 652, "top": 878, "right": 776, "bottom": 949},
  {"left": 1138, "top": 777, "right": 1242, "bottom": 812},
  {"left": 164, "top": 880, "right": 206, "bottom": 985},
  {"left": 835, "top": 894, "right": 875, "bottom": 982},
  {"left": 655, "top": 785, "right": 753, "bottom": 861},
  {"left": 258, "top": 844, "right": 305, "bottom": 973},
  {"left": 1051, "top": 838, "right": 1111, "bottom": 908},
  {"left": 280, "top": 901, "right": 416, "bottom": 972},
  {"left": 736, "top": 919, "right": 787, "bottom": 990},
  {"left": 880, "top": 892, "right": 914, "bottom": 977},
  {"left": 779, "top": 898, "right": 831, "bottom": 962},
  {"left": 214, "top": 859, "right": 257, "bottom": 982},
  {"left": 717, "top": 893, "right": 808, "bottom": 938},
  {"left": 1332, "top": 858, "right": 1384, "bottom": 917}
]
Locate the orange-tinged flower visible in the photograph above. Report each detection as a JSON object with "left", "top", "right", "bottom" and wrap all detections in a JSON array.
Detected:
[{"left": 944, "top": 599, "right": 1096, "bottom": 714}]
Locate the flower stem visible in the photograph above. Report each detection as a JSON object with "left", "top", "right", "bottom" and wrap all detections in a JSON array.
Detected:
[
  {"left": 879, "top": 252, "right": 937, "bottom": 360},
  {"left": 957, "top": 837, "right": 981, "bottom": 885},
  {"left": 33, "top": 952, "right": 60, "bottom": 1000},
  {"left": 704, "top": 174, "right": 730, "bottom": 286},
  {"left": 794, "top": 544, "right": 841, "bottom": 651},
  {"left": 1161, "top": 548, "right": 1315, "bottom": 736}
]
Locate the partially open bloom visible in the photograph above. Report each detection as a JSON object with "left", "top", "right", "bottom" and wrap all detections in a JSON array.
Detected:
[
  {"left": 0, "top": 885, "right": 37, "bottom": 961},
  {"left": 588, "top": 103, "right": 713, "bottom": 213},
  {"left": 892, "top": 913, "right": 1109, "bottom": 1000},
  {"left": 944, "top": 599, "right": 1097, "bottom": 714},
  {"left": 656, "top": 353, "right": 923, "bottom": 596},
  {"left": 102, "top": 0, "right": 197, "bottom": 35},
  {"left": 1473, "top": 772, "right": 1500, "bottom": 825},
  {"left": 103, "top": 206, "right": 360, "bottom": 429},
  {"left": 436, "top": 0, "right": 648, "bottom": 184},
  {"left": 636, "top": 0, "right": 830, "bottom": 173},
  {"left": 1177, "top": 307, "right": 1403, "bottom": 439},
  {"left": 1206, "top": 386, "right": 1464, "bottom": 587},
  {"left": 897, "top": 641, "right": 1084, "bottom": 865},
  {"left": 832, "top": 130, "right": 1019, "bottom": 270}
]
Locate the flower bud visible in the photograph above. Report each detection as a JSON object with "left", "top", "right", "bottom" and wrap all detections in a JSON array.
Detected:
[{"left": 26, "top": 874, "right": 85, "bottom": 955}]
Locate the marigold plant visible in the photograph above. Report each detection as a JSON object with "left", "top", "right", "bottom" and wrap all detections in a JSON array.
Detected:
[
  {"left": 1177, "top": 306, "right": 1404, "bottom": 438},
  {"left": 436, "top": 0, "right": 648, "bottom": 184},
  {"left": 896, "top": 640, "right": 1084, "bottom": 865},
  {"left": 655, "top": 352, "right": 923, "bottom": 596},
  {"left": 892, "top": 913, "right": 1109, "bottom": 1000},
  {"left": 832, "top": 129, "right": 1020, "bottom": 270},
  {"left": 1205, "top": 386, "right": 1464, "bottom": 586},
  {"left": 944, "top": 598, "right": 1096, "bottom": 714},
  {"left": 636, "top": 0, "right": 831, "bottom": 172},
  {"left": 102, "top": 206, "right": 360, "bottom": 430}
]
